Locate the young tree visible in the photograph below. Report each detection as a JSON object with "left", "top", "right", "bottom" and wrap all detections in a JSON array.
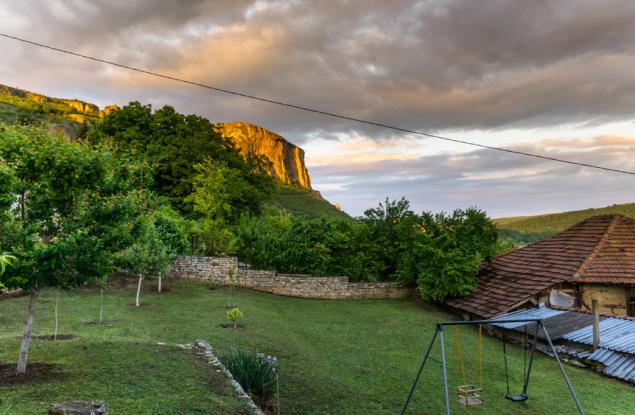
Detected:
[
  {"left": 118, "top": 218, "right": 174, "bottom": 306},
  {"left": 0, "top": 126, "right": 148, "bottom": 373}
]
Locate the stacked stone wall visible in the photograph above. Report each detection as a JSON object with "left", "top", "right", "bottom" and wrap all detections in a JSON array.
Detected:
[{"left": 168, "top": 256, "right": 410, "bottom": 300}]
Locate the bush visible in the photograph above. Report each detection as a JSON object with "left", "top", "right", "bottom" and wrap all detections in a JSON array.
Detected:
[
  {"left": 226, "top": 307, "right": 243, "bottom": 328},
  {"left": 224, "top": 350, "right": 278, "bottom": 406}
]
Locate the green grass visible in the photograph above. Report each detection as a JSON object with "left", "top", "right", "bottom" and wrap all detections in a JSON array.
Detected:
[
  {"left": 266, "top": 184, "right": 352, "bottom": 220},
  {"left": 1, "top": 283, "right": 632, "bottom": 414},
  {"left": 495, "top": 203, "right": 635, "bottom": 244}
]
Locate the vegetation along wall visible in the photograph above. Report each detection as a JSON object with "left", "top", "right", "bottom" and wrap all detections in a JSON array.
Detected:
[{"left": 168, "top": 256, "right": 411, "bottom": 300}]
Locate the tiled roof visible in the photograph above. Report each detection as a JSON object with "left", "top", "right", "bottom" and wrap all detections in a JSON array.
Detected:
[{"left": 447, "top": 215, "right": 635, "bottom": 318}]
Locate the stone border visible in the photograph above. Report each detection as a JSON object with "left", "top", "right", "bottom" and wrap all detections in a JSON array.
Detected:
[{"left": 189, "top": 340, "right": 264, "bottom": 415}]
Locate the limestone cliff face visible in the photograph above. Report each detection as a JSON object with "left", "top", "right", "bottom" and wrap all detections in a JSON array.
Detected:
[{"left": 217, "top": 122, "right": 312, "bottom": 190}]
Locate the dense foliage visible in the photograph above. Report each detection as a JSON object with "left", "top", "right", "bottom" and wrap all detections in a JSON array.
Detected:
[
  {"left": 88, "top": 102, "right": 273, "bottom": 217},
  {"left": 238, "top": 198, "right": 500, "bottom": 300},
  {"left": 0, "top": 125, "right": 165, "bottom": 372}
]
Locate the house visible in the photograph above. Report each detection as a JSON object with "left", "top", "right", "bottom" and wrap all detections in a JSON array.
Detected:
[{"left": 447, "top": 214, "right": 635, "bottom": 318}]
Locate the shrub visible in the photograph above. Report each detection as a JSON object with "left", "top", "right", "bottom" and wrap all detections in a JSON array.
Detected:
[
  {"left": 226, "top": 308, "right": 243, "bottom": 329},
  {"left": 204, "top": 281, "right": 220, "bottom": 290},
  {"left": 224, "top": 350, "right": 278, "bottom": 406}
]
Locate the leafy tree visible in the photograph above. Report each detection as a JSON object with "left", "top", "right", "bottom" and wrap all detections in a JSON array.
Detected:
[
  {"left": 118, "top": 218, "right": 174, "bottom": 306},
  {"left": 187, "top": 159, "right": 268, "bottom": 223},
  {"left": 408, "top": 208, "right": 499, "bottom": 301},
  {"left": 88, "top": 103, "right": 271, "bottom": 214},
  {"left": 0, "top": 126, "right": 149, "bottom": 373}
]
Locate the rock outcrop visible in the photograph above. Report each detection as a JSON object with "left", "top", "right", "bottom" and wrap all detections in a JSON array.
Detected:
[
  {"left": 216, "top": 121, "right": 311, "bottom": 190},
  {"left": 0, "top": 84, "right": 118, "bottom": 121}
]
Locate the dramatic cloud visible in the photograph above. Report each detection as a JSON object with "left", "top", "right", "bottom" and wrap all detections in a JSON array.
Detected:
[
  {"left": 1, "top": 1, "right": 634, "bottom": 216},
  {"left": 311, "top": 135, "right": 635, "bottom": 216}
]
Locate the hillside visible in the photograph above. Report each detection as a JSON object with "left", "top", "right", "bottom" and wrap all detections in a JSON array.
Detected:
[
  {"left": 0, "top": 83, "right": 343, "bottom": 221},
  {"left": 265, "top": 185, "right": 351, "bottom": 220},
  {"left": 496, "top": 202, "right": 635, "bottom": 244}
]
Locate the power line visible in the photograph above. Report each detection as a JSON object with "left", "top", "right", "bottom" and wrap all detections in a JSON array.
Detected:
[{"left": 1, "top": 32, "right": 634, "bottom": 176}]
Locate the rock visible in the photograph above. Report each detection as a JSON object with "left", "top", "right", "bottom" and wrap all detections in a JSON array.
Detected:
[
  {"left": 48, "top": 401, "right": 106, "bottom": 415},
  {"left": 216, "top": 121, "right": 312, "bottom": 189}
]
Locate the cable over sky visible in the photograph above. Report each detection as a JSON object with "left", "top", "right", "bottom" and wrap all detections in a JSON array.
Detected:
[{"left": 1, "top": 32, "right": 634, "bottom": 176}]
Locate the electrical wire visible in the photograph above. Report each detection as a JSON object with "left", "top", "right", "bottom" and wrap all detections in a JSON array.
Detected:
[{"left": 1, "top": 32, "right": 634, "bottom": 176}]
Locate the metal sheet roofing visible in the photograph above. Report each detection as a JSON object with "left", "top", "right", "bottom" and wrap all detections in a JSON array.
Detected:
[
  {"left": 562, "top": 317, "right": 635, "bottom": 354},
  {"left": 490, "top": 307, "right": 566, "bottom": 329},
  {"left": 491, "top": 307, "right": 635, "bottom": 384}
]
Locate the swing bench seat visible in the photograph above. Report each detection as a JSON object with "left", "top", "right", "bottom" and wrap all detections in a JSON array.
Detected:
[
  {"left": 505, "top": 393, "right": 528, "bottom": 402},
  {"left": 456, "top": 384, "right": 483, "bottom": 407}
]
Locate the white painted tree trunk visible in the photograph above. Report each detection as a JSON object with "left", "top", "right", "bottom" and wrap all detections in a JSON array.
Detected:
[
  {"left": 54, "top": 291, "right": 59, "bottom": 341},
  {"left": 157, "top": 274, "right": 162, "bottom": 293},
  {"left": 135, "top": 275, "right": 143, "bottom": 307},
  {"left": 99, "top": 288, "right": 103, "bottom": 324},
  {"left": 17, "top": 290, "right": 39, "bottom": 373}
]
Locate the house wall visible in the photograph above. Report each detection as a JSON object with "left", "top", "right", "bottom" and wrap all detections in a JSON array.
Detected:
[
  {"left": 168, "top": 256, "right": 411, "bottom": 300},
  {"left": 579, "top": 284, "right": 627, "bottom": 316}
]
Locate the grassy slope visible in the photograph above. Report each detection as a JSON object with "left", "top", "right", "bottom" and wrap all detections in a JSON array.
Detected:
[
  {"left": 1, "top": 283, "right": 632, "bottom": 415},
  {"left": 495, "top": 203, "right": 635, "bottom": 244},
  {"left": 266, "top": 184, "right": 352, "bottom": 220}
]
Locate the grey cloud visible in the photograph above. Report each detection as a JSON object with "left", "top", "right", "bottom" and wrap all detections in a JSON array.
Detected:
[{"left": 2, "top": 0, "right": 635, "bottom": 141}]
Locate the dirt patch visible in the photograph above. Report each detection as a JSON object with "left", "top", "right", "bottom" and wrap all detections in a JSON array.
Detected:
[
  {"left": 219, "top": 323, "right": 246, "bottom": 329},
  {"left": 34, "top": 334, "right": 76, "bottom": 341},
  {"left": 0, "top": 363, "right": 64, "bottom": 386}
]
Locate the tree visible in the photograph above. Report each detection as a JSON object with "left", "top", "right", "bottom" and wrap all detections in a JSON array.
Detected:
[
  {"left": 409, "top": 208, "right": 499, "bottom": 301},
  {"left": 118, "top": 218, "right": 174, "bottom": 306},
  {"left": 0, "top": 126, "right": 148, "bottom": 373},
  {"left": 88, "top": 103, "right": 269, "bottom": 214}
]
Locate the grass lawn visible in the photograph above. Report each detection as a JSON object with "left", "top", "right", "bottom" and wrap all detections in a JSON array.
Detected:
[{"left": 0, "top": 282, "right": 633, "bottom": 414}]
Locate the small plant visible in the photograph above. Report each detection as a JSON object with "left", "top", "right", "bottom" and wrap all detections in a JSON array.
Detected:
[
  {"left": 0, "top": 251, "right": 16, "bottom": 289},
  {"left": 225, "top": 350, "right": 278, "bottom": 409},
  {"left": 226, "top": 307, "right": 243, "bottom": 329},
  {"left": 205, "top": 281, "right": 220, "bottom": 290}
]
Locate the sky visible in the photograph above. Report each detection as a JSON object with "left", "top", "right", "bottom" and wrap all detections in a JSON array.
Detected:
[{"left": 1, "top": 0, "right": 635, "bottom": 217}]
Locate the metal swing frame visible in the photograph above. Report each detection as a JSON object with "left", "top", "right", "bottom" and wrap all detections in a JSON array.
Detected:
[{"left": 400, "top": 318, "right": 585, "bottom": 415}]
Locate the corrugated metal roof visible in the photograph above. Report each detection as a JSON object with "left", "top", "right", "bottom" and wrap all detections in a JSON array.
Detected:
[
  {"left": 562, "top": 317, "right": 635, "bottom": 354},
  {"left": 490, "top": 307, "right": 566, "bottom": 329},
  {"left": 490, "top": 307, "right": 635, "bottom": 384},
  {"left": 587, "top": 348, "right": 635, "bottom": 383}
]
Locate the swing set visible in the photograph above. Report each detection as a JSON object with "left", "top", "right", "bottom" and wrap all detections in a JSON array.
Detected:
[{"left": 400, "top": 317, "right": 585, "bottom": 415}]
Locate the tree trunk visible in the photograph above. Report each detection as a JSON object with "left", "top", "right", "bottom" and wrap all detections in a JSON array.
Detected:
[
  {"left": 99, "top": 288, "right": 103, "bottom": 325},
  {"left": 54, "top": 291, "right": 59, "bottom": 341},
  {"left": 17, "top": 290, "right": 39, "bottom": 373},
  {"left": 135, "top": 275, "right": 143, "bottom": 307},
  {"left": 157, "top": 274, "right": 162, "bottom": 293}
]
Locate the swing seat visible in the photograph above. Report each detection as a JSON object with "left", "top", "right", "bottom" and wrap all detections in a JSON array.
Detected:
[
  {"left": 505, "top": 393, "right": 528, "bottom": 402},
  {"left": 457, "top": 384, "right": 483, "bottom": 407}
]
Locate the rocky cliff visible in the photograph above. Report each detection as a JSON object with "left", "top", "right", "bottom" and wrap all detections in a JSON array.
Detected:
[
  {"left": 0, "top": 84, "right": 313, "bottom": 191},
  {"left": 216, "top": 121, "right": 312, "bottom": 190},
  {"left": 0, "top": 84, "right": 117, "bottom": 123}
]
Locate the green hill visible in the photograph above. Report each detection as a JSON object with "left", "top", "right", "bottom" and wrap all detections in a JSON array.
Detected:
[
  {"left": 265, "top": 185, "right": 352, "bottom": 220},
  {"left": 0, "top": 84, "right": 346, "bottom": 222},
  {"left": 496, "top": 203, "right": 635, "bottom": 244}
]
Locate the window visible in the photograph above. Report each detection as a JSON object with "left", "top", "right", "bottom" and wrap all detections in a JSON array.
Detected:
[{"left": 628, "top": 286, "right": 635, "bottom": 317}]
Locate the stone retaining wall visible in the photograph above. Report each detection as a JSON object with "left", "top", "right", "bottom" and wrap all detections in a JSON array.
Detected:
[{"left": 168, "top": 256, "right": 411, "bottom": 300}]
